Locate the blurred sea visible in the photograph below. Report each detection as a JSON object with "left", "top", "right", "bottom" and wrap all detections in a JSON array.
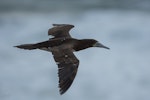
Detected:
[{"left": 0, "top": 0, "right": 150, "bottom": 100}]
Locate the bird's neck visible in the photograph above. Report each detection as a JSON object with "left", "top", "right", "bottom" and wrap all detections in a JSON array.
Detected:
[{"left": 73, "top": 39, "right": 93, "bottom": 51}]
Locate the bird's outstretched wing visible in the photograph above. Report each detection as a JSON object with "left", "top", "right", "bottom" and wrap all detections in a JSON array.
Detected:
[
  {"left": 48, "top": 24, "right": 74, "bottom": 38},
  {"left": 51, "top": 48, "right": 79, "bottom": 95}
]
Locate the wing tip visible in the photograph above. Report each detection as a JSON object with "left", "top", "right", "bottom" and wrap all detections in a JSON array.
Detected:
[
  {"left": 59, "top": 84, "right": 72, "bottom": 95},
  {"left": 59, "top": 89, "right": 65, "bottom": 95},
  {"left": 52, "top": 24, "right": 74, "bottom": 27}
]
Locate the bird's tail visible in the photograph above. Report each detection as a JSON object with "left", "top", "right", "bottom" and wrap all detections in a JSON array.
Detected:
[{"left": 14, "top": 44, "right": 37, "bottom": 50}]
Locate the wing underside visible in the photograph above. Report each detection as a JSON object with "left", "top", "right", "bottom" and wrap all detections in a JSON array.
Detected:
[{"left": 51, "top": 49, "right": 79, "bottom": 94}]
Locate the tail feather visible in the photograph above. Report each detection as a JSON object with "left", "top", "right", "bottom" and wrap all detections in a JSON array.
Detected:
[{"left": 14, "top": 44, "right": 37, "bottom": 50}]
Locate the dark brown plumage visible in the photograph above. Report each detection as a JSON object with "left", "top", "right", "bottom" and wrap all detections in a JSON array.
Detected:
[{"left": 15, "top": 24, "right": 109, "bottom": 95}]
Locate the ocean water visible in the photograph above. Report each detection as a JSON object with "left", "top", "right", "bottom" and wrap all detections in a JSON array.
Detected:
[{"left": 0, "top": 1, "right": 150, "bottom": 100}]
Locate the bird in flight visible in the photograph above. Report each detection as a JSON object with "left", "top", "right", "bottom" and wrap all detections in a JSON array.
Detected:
[{"left": 15, "top": 24, "right": 109, "bottom": 95}]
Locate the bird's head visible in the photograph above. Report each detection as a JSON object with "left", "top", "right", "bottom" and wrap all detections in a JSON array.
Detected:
[
  {"left": 74, "top": 39, "right": 109, "bottom": 51},
  {"left": 92, "top": 39, "right": 110, "bottom": 49}
]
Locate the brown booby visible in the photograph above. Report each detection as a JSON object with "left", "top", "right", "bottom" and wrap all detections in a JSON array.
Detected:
[{"left": 15, "top": 24, "right": 109, "bottom": 95}]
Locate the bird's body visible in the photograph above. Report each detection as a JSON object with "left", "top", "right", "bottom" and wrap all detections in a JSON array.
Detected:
[{"left": 15, "top": 24, "right": 109, "bottom": 95}]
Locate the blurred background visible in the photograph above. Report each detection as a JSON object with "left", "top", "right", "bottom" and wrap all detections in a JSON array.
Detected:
[{"left": 0, "top": 0, "right": 150, "bottom": 100}]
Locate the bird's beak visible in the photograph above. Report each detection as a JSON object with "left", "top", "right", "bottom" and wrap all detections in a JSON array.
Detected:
[{"left": 93, "top": 42, "right": 110, "bottom": 49}]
